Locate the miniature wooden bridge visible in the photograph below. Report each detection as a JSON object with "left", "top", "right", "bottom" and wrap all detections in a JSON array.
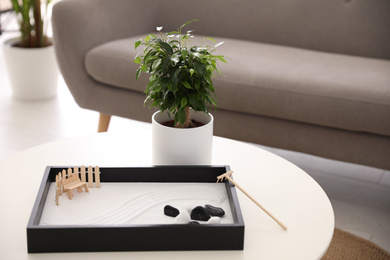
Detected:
[{"left": 55, "top": 166, "right": 101, "bottom": 206}]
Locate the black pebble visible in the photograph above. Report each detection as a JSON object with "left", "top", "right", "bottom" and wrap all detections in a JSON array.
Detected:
[
  {"left": 164, "top": 205, "right": 179, "bottom": 217},
  {"left": 205, "top": 204, "right": 225, "bottom": 217},
  {"left": 190, "top": 206, "right": 211, "bottom": 221}
]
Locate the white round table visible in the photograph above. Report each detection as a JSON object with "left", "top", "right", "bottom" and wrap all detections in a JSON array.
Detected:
[{"left": 0, "top": 132, "right": 334, "bottom": 259}]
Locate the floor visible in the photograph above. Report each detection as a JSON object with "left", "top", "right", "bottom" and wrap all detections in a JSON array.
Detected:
[{"left": 1, "top": 23, "right": 390, "bottom": 254}]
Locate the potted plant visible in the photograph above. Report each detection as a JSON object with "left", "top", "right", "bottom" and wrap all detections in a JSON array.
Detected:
[
  {"left": 135, "top": 19, "right": 227, "bottom": 164},
  {"left": 2, "top": 0, "right": 58, "bottom": 100}
]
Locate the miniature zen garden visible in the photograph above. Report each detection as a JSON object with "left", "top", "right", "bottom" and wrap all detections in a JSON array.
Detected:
[
  {"left": 39, "top": 167, "right": 286, "bottom": 231},
  {"left": 39, "top": 166, "right": 234, "bottom": 226}
]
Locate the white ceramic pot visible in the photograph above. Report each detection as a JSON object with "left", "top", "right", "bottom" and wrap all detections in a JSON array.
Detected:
[
  {"left": 2, "top": 37, "right": 59, "bottom": 100},
  {"left": 152, "top": 110, "right": 214, "bottom": 165}
]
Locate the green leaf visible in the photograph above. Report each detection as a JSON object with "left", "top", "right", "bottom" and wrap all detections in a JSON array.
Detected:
[
  {"left": 175, "top": 108, "right": 186, "bottom": 125},
  {"left": 136, "top": 67, "right": 142, "bottom": 81},
  {"left": 152, "top": 58, "right": 162, "bottom": 71},
  {"left": 167, "top": 80, "right": 173, "bottom": 91},
  {"left": 180, "top": 19, "right": 199, "bottom": 31},
  {"left": 181, "top": 97, "right": 188, "bottom": 108},
  {"left": 143, "top": 95, "right": 151, "bottom": 107},
  {"left": 171, "top": 53, "right": 180, "bottom": 64},
  {"left": 203, "top": 75, "right": 212, "bottom": 86},
  {"left": 161, "top": 57, "right": 171, "bottom": 71},
  {"left": 214, "top": 42, "right": 224, "bottom": 48},
  {"left": 215, "top": 55, "right": 227, "bottom": 63},
  {"left": 189, "top": 94, "right": 198, "bottom": 109},
  {"left": 168, "top": 39, "right": 180, "bottom": 45},
  {"left": 153, "top": 83, "right": 163, "bottom": 93},
  {"left": 135, "top": 39, "right": 142, "bottom": 49},
  {"left": 158, "top": 42, "right": 173, "bottom": 54},
  {"left": 170, "top": 79, "right": 177, "bottom": 92},
  {"left": 151, "top": 100, "right": 160, "bottom": 108},
  {"left": 182, "top": 81, "right": 192, "bottom": 89},
  {"left": 134, "top": 56, "right": 142, "bottom": 64},
  {"left": 172, "top": 69, "right": 182, "bottom": 88},
  {"left": 205, "top": 37, "right": 216, "bottom": 43},
  {"left": 146, "top": 79, "right": 158, "bottom": 93},
  {"left": 194, "top": 80, "right": 200, "bottom": 90},
  {"left": 167, "top": 31, "right": 180, "bottom": 36},
  {"left": 208, "top": 96, "right": 217, "bottom": 106},
  {"left": 160, "top": 78, "right": 169, "bottom": 88},
  {"left": 144, "top": 50, "right": 156, "bottom": 63},
  {"left": 194, "top": 61, "right": 207, "bottom": 76},
  {"left": 208, "top": 82, "right": 215, "bottom": 93},
  {"left": 181, "top": 49, "right": 188, "bottom": 60}
]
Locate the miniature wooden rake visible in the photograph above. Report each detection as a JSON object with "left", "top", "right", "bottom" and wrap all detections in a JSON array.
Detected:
[{"left": 217, "top": 171, "right": 287, "bottom": 230}]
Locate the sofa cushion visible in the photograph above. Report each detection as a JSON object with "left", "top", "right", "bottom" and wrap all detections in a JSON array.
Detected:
[{"left": 85, "top": 35, "right": 390, "bottom": 137}]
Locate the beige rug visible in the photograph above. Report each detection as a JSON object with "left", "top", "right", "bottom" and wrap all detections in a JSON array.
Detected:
[{"left": 322, "top": 228, "right": 390, "bottom": 260}]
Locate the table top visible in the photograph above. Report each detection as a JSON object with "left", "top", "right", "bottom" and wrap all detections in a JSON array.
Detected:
[{"left": 0, "top": 132, "right": 334, "bottom": 259}]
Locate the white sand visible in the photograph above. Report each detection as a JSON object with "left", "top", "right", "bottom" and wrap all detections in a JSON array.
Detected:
[{"left": 39, "top": 183, "right": 233, "bottom": 225}]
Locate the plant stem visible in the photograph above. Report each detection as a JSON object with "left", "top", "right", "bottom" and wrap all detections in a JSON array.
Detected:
[
  {"left": 184, "top": 106, "right": 191, "bottom": 126},
  {"left": 33, "top": 0, "right": 43, "bottom": 47},
  {"left": 20, "top": 0, "right": 32, "bottom": 47},
  {"left": 175, "top": 106, "right": 194, "bottom": 128}
]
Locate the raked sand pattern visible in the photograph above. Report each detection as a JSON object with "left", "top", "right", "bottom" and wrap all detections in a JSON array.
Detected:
[{"left": 39, "top": 183, "right": 234, "bottom": 225}]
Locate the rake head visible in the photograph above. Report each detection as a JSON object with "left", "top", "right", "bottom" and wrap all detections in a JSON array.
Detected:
[{"left": 216, "top": 171, "right": 234, "bottom": 183}]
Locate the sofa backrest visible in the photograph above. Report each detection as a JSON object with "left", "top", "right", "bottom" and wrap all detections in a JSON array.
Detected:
[{"left": 152, "top": 0, "right": 390, "bottom": 60}]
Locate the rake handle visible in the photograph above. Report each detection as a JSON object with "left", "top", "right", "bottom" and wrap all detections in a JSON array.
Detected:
[{"left": 224, "top": 174, "right": 287, "bottom": 231}]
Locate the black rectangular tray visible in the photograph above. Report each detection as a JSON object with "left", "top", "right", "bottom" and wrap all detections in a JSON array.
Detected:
[{"left": 27, "top": 165, "right": 244, "bottom": 253}]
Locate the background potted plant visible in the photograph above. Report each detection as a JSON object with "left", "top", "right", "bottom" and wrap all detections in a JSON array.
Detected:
[
  {"left": 2, "top": 0, "right": 59, "bottom": 100},
  {"left": 135, "top": 19, "right": 227, "bottom": 165}
]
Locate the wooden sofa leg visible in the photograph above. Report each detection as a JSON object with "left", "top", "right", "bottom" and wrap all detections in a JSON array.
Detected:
[{"left": 98, "top": 113, "right": 111, "bottom": 132}]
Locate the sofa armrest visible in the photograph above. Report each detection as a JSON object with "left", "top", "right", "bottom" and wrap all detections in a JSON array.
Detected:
[{"left": 52, "top": 0, "right": 156, "bottom": 107}]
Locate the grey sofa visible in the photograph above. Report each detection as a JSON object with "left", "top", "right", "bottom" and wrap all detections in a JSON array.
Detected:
[{"left": 52, "top": 0, "right": 390, "bottom": 171}]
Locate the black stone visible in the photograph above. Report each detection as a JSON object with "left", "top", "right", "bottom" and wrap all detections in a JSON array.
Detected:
[
  {"left": 164, "top": 205, "right": 179, "bottom": 217},
  {"left": 205, "top": 204, "right": 225, "bottom": 217},
  {"left": 189, "top": 221, "right": 200, "bottom": 225},
  {"left": 190, "top": 206, "right": 210, "bottom": 221}
]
